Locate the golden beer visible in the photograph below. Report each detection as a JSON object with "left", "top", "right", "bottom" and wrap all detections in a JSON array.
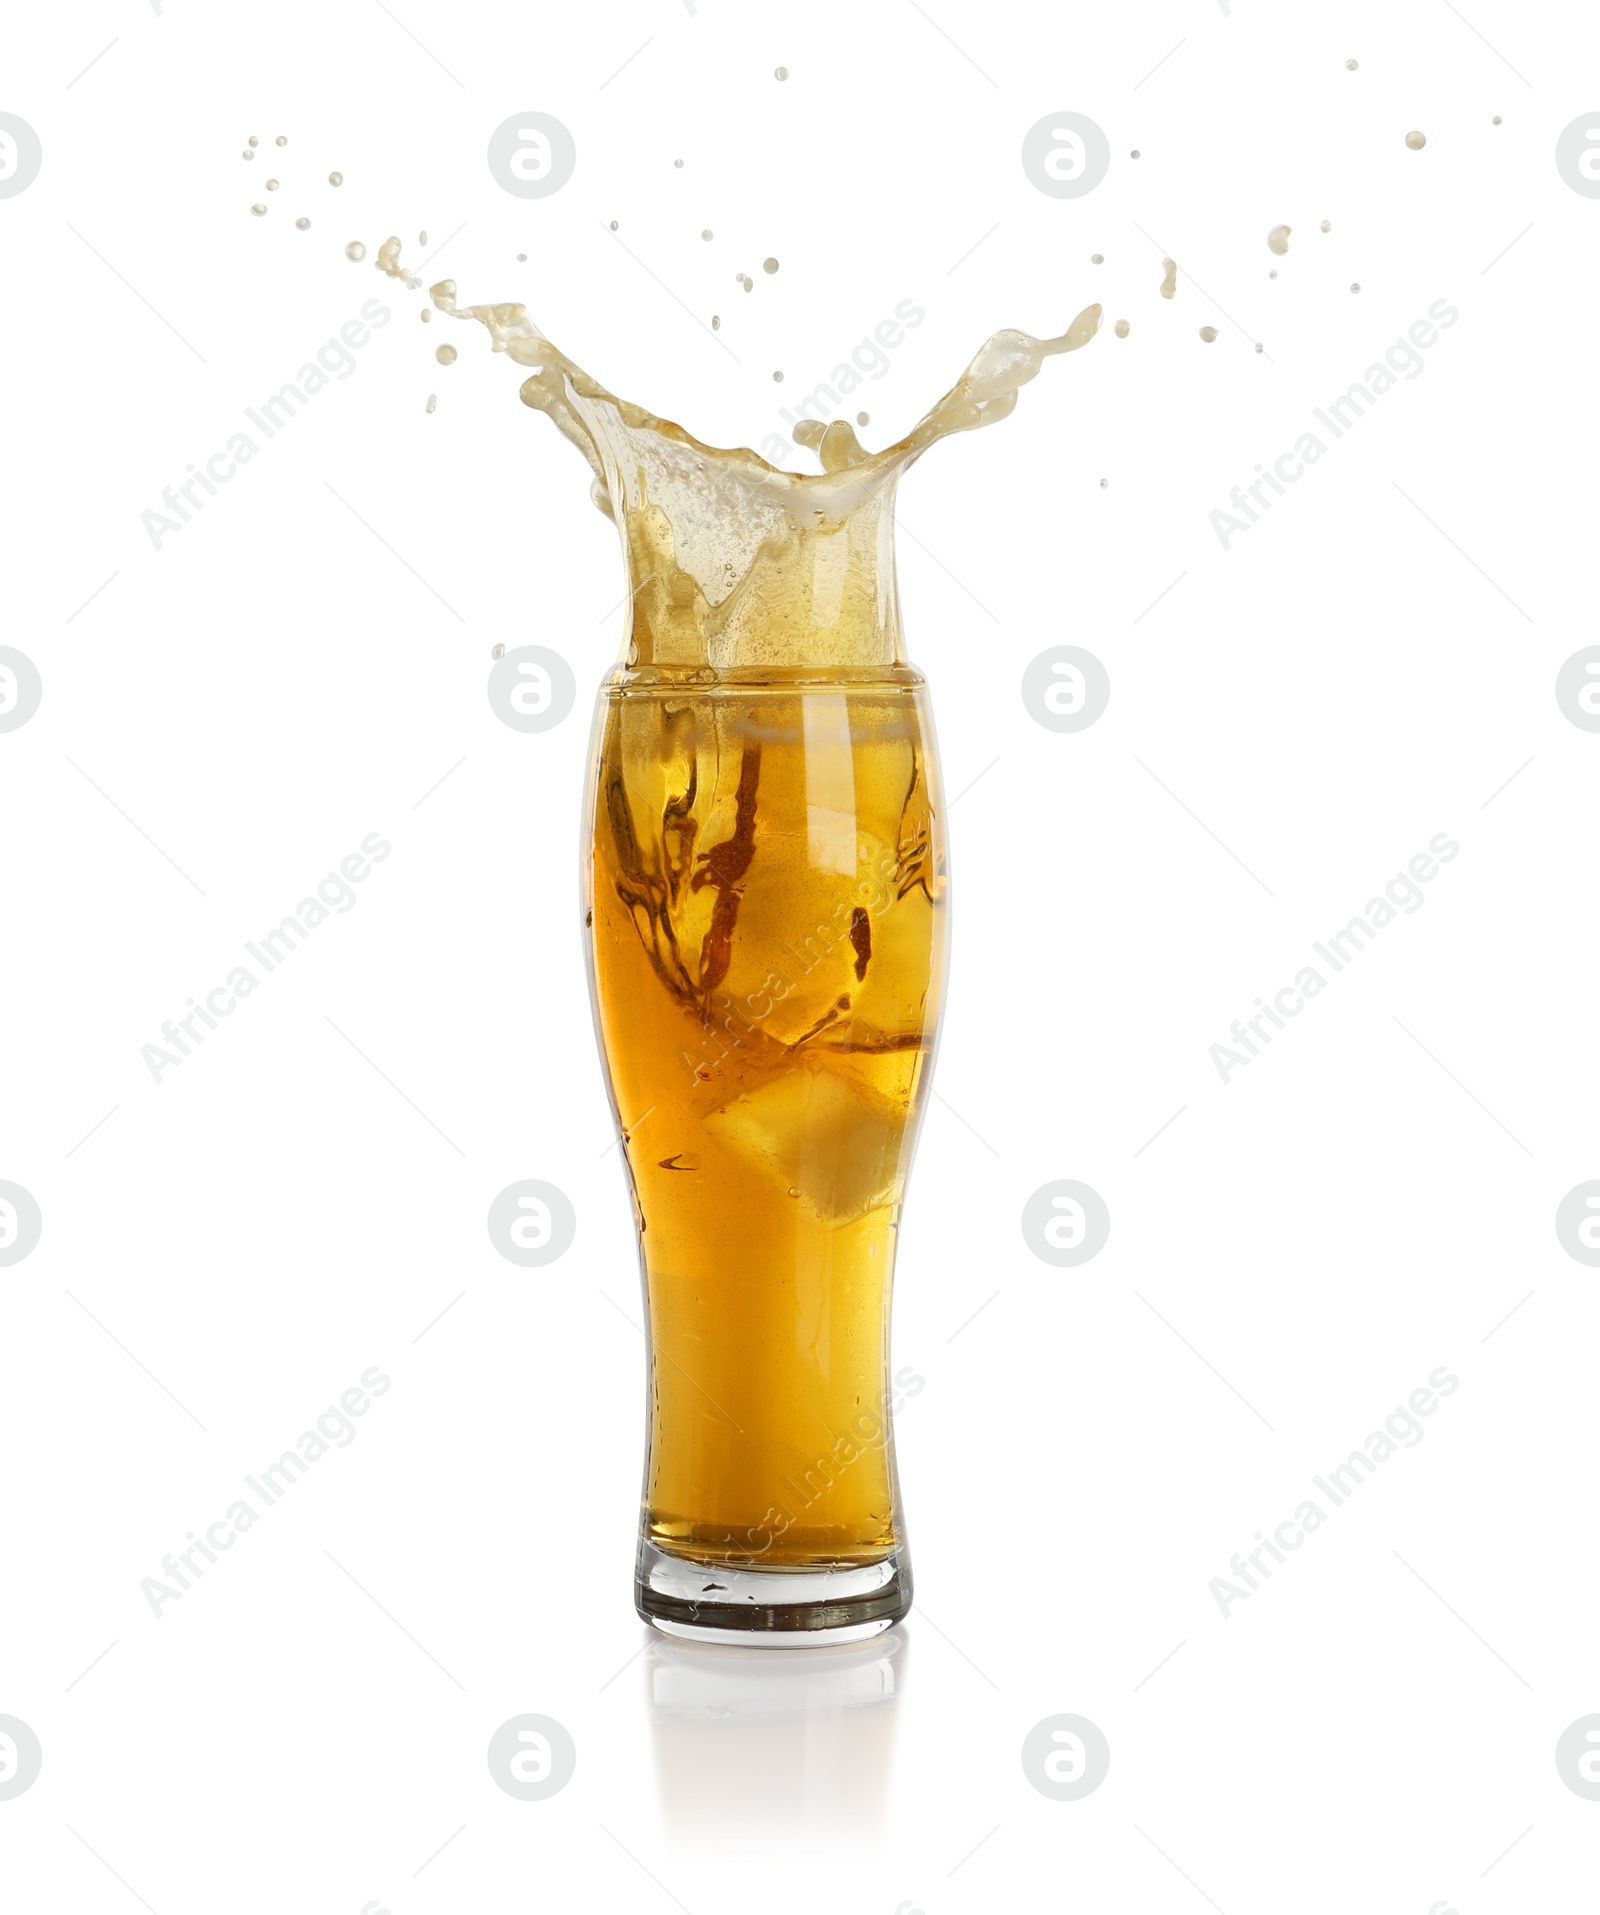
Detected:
[{"left": 586, "top": 670, "right": 946, "bottom": 1634}]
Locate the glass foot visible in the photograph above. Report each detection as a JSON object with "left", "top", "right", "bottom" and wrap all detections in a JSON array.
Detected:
[{"left": 635, "top": 1540, "right": 911, "bottom": 1646}]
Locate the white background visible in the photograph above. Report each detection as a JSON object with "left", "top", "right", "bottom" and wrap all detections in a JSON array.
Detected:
[{"left": 2, "top": 1, "right": 1597, "bottom": 1909}]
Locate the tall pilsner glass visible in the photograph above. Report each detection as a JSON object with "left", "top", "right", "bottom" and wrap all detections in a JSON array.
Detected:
[{"left": 582, "top": 454, "right": 948, "bottom": 1643}]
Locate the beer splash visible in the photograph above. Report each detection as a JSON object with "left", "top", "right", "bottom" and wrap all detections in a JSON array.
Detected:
[{"left": 428, "top": 277, "right": 1101, "bottom": 670}]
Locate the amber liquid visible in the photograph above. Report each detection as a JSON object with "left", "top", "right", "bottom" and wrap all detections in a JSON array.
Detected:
[{"left": 586, "top": 672, "right": 947, "bottom": 1571}]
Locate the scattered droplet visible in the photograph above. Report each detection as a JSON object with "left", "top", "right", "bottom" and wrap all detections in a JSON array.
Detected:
[
  {"left": 1492, "top": 115, "right": 1502, "bottom": 125},
  {"left": 1130, "top": 149, "right": 1141, "bottom": 159},
  {"left": 1320, "top": 219, "right": 1332, "bottom": 233},
  {"left": 266, "top": 178, "right": 279, "bottom": 191},
  {"left": 295, "top": 216, "right": 310, "bottom": 230},
  {"left": 775, "top": 66, "right": 788, "bottom": 80},
  {"left": 420, "top": 309, "right": 431, "bottom": 322},
  {"left": 1346, "top": 58, "right": 1358, "bottom": 70},
  {"left": 856, "top": 411, "right": 869, "bottom": 426},
  {"left": 248, "top": 136, "right": 259, "bottom": 147},
  {"left": 1114, "top": 318, "right": 1130, "bottom": 338},
  {"left": 763, "top": 257, "right": 779, "bottom": 274},
  {"left": 345, "top": 241, "right": 366, "bottom": 261},
  {"left": 1350, "top": 282, "right": 1361, "bottom": 293},
  {"left": 517, "top": 252, "right": 527, "bottom": 261},
  {"left": 242, "top": 150, "right": 253, "bottom": 161},
  {"left": 1099, "top": 477, "right": 1108, "bottom": 489},
  {"left": 418, "top": 230, "right": 428, "bottom": 246},
  {"left": 436, "top": 344, "right": 457, "bottom": 365},
  {"left": 674, "top": 158, "right": 684, "bottom": 168},
  {"left": 1405, "top": 130, "right": 1426, "bottom": 150},
  {"left": 275, "top": 135, "right": 287, "bottom": 147},
  {"left": 711, "top": 315, "right": 720, "bottom": 329},
  {"left": 491, "top": 642, "right": 506, "bottom": 659},
  {"left": 702, "top": 229, "right": 713, "bottom": 241},
  {"left": 1268, "top": 224, "right": 1290, "bottom": 255},
  {"left": 1199, "top": 326, "right": 1218, "bottom": 343},
  {"left": 426, "top": 394, "right": 437, "bottom": 414},
  {"left": 738, "top": 273, "right": 753, "bottom": 292},
  {"left": 1159, "top": 258, "right": 1177, "bottom": 299},
  {"left": 329, "top": 171, "right": 343, "bottom": 186},
  {"left": 609, "top": 220, "right": 618, "bottom": 231},
  {"left": 773, "top": 370, "right": 784, "bottom": 382},
  {"left": 1091, "top": 252, "right": 1104, "bottom": 264},
  {"left": 1269, "top": 269, "right": 1278, "bottom": 279},
  {"left": 1254, "top": 342, "right": 1264, "bottom": 354},
  {"left": 251, "top": 203, "right": 267, "bottom": 217}
]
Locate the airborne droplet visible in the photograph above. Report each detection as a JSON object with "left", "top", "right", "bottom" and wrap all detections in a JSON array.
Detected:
[
  {"left": 1405, "top": 130, "right": 1426, "bottom": 150},
  {"left": 251, "top": 203, "right": 267, "bottom": 217},
  {"left": 1199, "top": 326, "right": 1218, "bottom": 343},
  {"left": 275, "top": 135, "right": 287, "bottom": 147},
  {"left": 1114, "top": 319, "right": 1130, "bottom": 338},
  {"left": 436, "top": 344, "right": 457, "bottom": 365},
  {"left": 1268, "top": 225, "right": 1290, "bottom": 255},
  {"left": 775, "top": 66, "right": 788, "bottom": 80},
  {"left": 329, "top": 171, "right": 343, "bottom": 186},
  {"left": 763, "top": 257, "right": 779, "bottom": 274},
  {"left": 1321, "top": 219, "right": 1332, "bottom": 233},
  {"left": 295, "top": 217, "right": 310, "bottom": 230},
  {"left": 426, "top": 394, "right": 437, "bottom": 414},
  {"left": 856, "top": 411, "right": 869, "bottom": 426},
  {"left": 1160, "top": 259, "right": 1177, "bottom": 299},
  {"left": 345, "top": 241, "right": 366, "bottom": 261}
]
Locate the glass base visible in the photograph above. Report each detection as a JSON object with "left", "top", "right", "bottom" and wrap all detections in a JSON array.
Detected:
[{"left": 636, "top": 1539, "right": 911, "bottom": 1645}]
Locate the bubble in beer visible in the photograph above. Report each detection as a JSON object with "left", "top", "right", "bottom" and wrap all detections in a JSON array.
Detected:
[
  {"left": 251, "top": 203, "right": 267, "bottom": 217},
  {"left": 1199, "top": 326, "right": 1218, "bottom": 342},
  {"left": 275, "top": 135, "right": 287, "bottom": 147},
  {"left": 763, "top": 257, "right": 779, "bottom": 274},
  {"left": 1114, "top": 318, "right": 1129, "bottom": 337},
  {"left": 329, "top": 171, "right": 343, "bottom": 186},
  {"left": 426, "top": 394, "right": 437, "bottom": 413},
  {"left": 1320, "top": 219, "right": 1332, "bottom": 232},
  {"left": 857, "top": 411, "right": 869, "bottom": 426},
  {"left": 1405, "top": 130, "right": 1426, "bottom": 149},
  {"left": 775, "top": 66, "right": 788, "bottom": 80},
  {"left": 702, "top": 229, "right": 713, "bottom": 241},
  {"left": 1268, "top": 224, "right": 1290, "bottom": 254},
  {"left": 1159, "top": 258, "right": 1177, "bottom": 299},
  {"left": 436, "top": 344, "right": 457, "bottom": 365},
  {"left": 296, "top": 216, "right": 310, "bottom": 230},
  {"left": 346, "top": 241, "right": 366, "bottom": 261}
]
